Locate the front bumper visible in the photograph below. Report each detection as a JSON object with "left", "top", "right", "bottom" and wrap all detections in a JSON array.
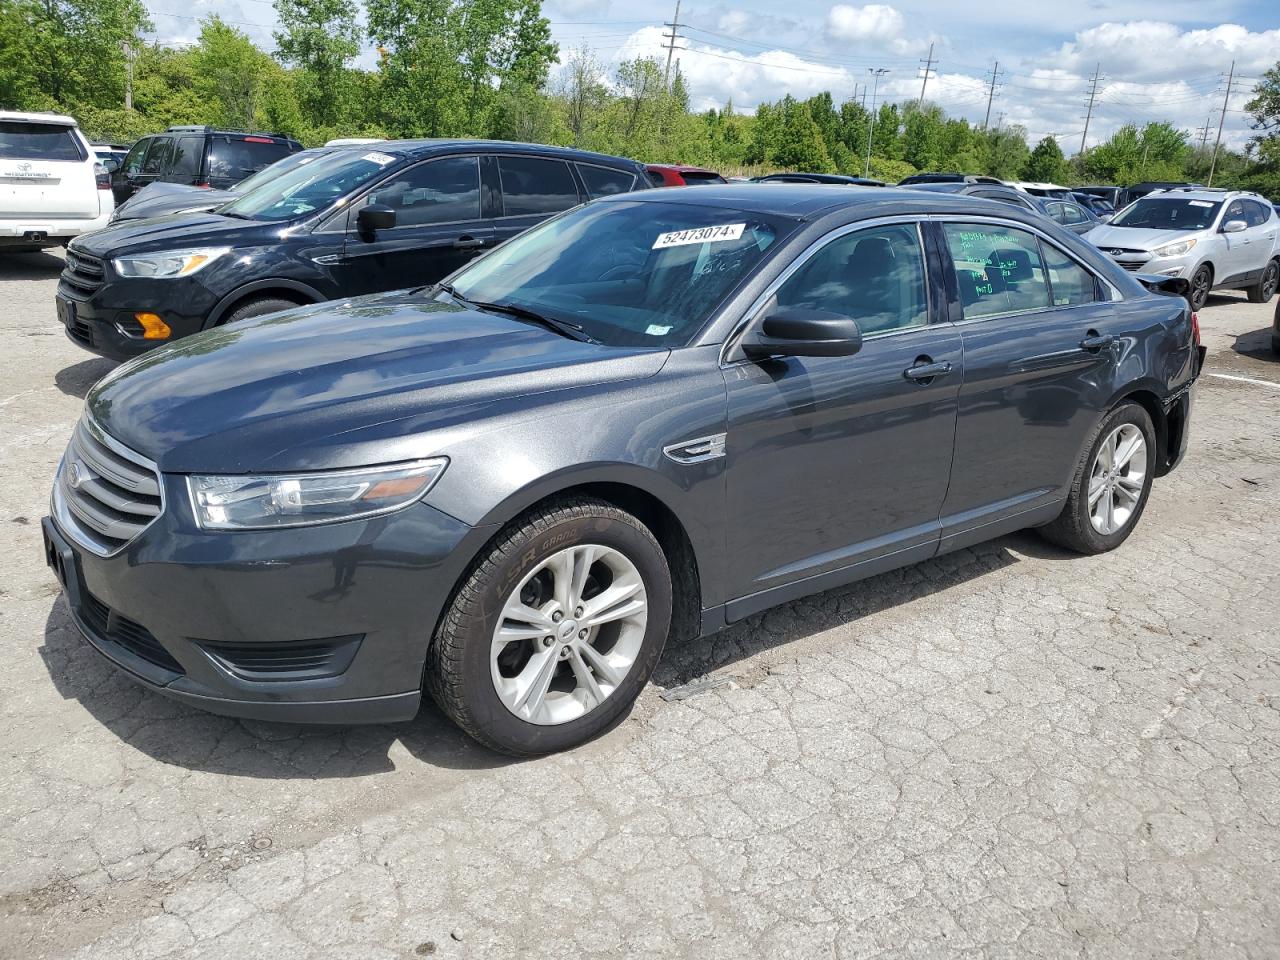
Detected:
[
  {"left": 56, "top": 273, "right": 219, "bottom": 361},
  {"left": 43, "top": 483, "right": 492, "bottom": 724}
]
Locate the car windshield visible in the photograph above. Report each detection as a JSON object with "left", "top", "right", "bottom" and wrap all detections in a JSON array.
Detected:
[
  {"left": 1111, "top": 197, "right": 1221, "bottom": 231},
  {"left": 217, "top": 149, "right": 396, "bottom": 221},
  {"left": 228, "top": 149, "right": 330, "bottom": 194},
  {"left": 446, "top": 200, "right": 794, "bottom": 348},
  {"left": 0, "top": 121, "right": 82, "bottom": 160}
]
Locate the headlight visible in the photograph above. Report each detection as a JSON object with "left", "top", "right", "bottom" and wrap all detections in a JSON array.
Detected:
[
  {"left": 187, "top": 459, "right": 448, "bottom": 530},
  {"left": 1153, "top": 238, "right": 1197, "bottom": 258},
  {"left": 112, "top": 246, "right": 230, "bottom": 278}
]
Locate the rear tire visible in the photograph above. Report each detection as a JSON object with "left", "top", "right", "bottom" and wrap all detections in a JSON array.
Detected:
[
  {"left": 1247, "top": 260, "right": 1279, "bottom": 303},
  {"left": 1039, "top": 401, "right": 1156, "bottom": 555},
  {"left": 220, "top": 297, "right": 300, "bottom": 325},
  {"left": 427, "top": 497, "right": 672, "bottom": 756},
  {"left": 1187, "top": 265, "right": 1212, "bottom": 311}
]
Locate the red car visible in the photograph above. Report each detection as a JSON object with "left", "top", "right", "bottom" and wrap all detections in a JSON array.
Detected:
[{"left": 646, "top": 164, "right": 727, "bottom": 187}]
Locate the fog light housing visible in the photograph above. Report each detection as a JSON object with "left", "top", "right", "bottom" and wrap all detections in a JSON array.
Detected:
[
  {"left": 135, "top": 312, "right": 171, "bottom": 339},
  {"left": 1158, "top": 267, "right": 1185, "bottom": 277}
]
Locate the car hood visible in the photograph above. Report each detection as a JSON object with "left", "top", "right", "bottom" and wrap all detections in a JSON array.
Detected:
[
  {"left": 117, "top": 187, "right": 234, "bottom": 221},
  {"left": 86, "top": 294, "right": 670, "bottom": 473},
  {"left": 1084, "top": 224, "right": 1201, "bottom": 251},
  {"left": 71, "top": 211, "right": 270, "bottom": 255}
]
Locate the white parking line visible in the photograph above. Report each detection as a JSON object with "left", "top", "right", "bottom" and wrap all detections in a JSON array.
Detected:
[{"left": 1204, "top": 372, "right": 1280, "bottom": 392}]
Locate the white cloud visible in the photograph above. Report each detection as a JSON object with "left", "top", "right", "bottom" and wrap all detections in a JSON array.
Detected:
[{"left": 825, "top": 4, "right": 905, "bottom": 43}]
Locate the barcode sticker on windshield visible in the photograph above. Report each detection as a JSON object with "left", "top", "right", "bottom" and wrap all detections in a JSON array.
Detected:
[
  {"left": 653, "top": 223, "right": 746, "bottom": 249},
  {"left": 363, "top": 152, "right": 396, "bottom": 166},
  {"left": 1188, "top": 200, "right": 1213, "bottom": 207}
]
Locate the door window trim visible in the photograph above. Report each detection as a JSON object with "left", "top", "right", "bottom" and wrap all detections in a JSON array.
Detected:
[
  {"left": 932, "top": 215, "right": 1116, "bottom": 324},
  {"left": 720, "top": 216, "right": 934, "bottom": 367},
  {"left": 492, "top": 153, "right": 583, "bottom": 221}
]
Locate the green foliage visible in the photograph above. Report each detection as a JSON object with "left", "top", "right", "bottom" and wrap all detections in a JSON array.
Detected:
[
  {"left": 1024, "top": 136, "right": 1070, "bottom": 183},
  {"left": 0, "top": 5, "right": 1274, "bottom": 197}
]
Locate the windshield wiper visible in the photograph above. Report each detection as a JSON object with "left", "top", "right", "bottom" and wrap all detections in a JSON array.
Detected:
[{"left": 441, "top": 287, "right": 596, "bottom": 343}]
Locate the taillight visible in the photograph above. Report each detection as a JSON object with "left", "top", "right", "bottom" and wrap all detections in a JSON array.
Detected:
[
  {"left": 195, "top": 182, "right": 211, "bottom": 189},
  {"left": 94, "top": 162, "right": 110, "bottom": 190},
  {"left": 1190, "top": 311, "right": 1200, "bottom": 347}
]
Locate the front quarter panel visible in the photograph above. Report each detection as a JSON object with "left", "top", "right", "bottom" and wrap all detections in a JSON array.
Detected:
[{"left": 425, "top": 345, "right": 732, "bottom": 608}]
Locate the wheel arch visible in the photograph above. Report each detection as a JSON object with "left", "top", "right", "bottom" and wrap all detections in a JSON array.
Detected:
[
  {"left": 1111, "top": 386, "right": 1174, "bottom": 476},
  {"left": 204, "top": 279, "right": 326, "bottom": 329},
  {"left": 445, "top": 471, "right": 707, "bottom": 651}
]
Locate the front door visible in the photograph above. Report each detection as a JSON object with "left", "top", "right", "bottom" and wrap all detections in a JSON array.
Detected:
[
  {"left": 111, "top": 136, "right": 154, "bottom": 204},
  {"left": 936, "top": 220, "right": 1122, "bottom": 546},
  {"left": 723, "top": 221, "right": 961, "bottom": 611},
  {"left": 338, "top": 155, "right": 494, "bottom": 296}
]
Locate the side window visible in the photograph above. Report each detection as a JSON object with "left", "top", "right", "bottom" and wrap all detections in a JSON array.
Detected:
[
  {"left": 942, "top": 223, "right": 1052, "bottom": 319},
  {"left": 1243, "top": 200, "right": 1270, "bottom": 227},
  {"left": 365, "top": 156, "right": 480, "bottom": 227},
  {"left": 170, "top": 137, "right": 203, "bottom": 180},
  {"left": 577, "top": 163, "right": 636, "bottom": 199},
  {"left": 773, "top": 223, "right": 928, "bottom": 336},
  {"left": 141, "top": 137, "right": 174, "bottom": 175},
  {"left": 498, "top": 156, "right": 579, "bottom": 216},
  {"left": 1224, "top": 199, "right": 1246, "bottom": 224},
  {"left": 1058, "top": 202, "right": 1088, "bottom": 225},
  {"left": 122, "top": 138, "right": 152, "bottom": 176},
  {"left": 1040, "top": 242, "right": 1097, "bottom": 306}
]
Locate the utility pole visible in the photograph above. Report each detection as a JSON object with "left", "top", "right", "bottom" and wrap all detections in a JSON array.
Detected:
[
  {"left": 1194, "top": 116, "right": 1213, "bottom": 152},
  {"left": 123, "top": 40, "right": 134, "bottom": 111},
  {"left": 1080, "top": 63, "right": 1103, "bottom": 155},
  {"left": 863, "top": 67, "right": 889, "bottom": 179},
  {"left": 982, "top": 61, "right": 1001, "bottom": 131},
  {"left": 1208, "top": 60, "right": 1236, "bottom": 188},
  {"left": 917, "top": 42, "right": 936, "bottom": 105},
  {"left": 662, "top": 0, "right": 683, "bottom": 89}
]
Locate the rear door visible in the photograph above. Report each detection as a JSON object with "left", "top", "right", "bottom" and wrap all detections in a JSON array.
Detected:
[
  {"left": 1241, "top": 200, "right": 1278, "bottom": 275},
  {"left": 337, "top": 154, "right": 493, "bottom": 295},
  {"left": 165, "top": 136, "right": 204, "bottom": 186},
  {"left": 491, "top": 154, "right": 583, "bottom": 246},
  {"left": 0, "top": 119, "right": 97, "bottom": 219},
  {"left": 936, "top": 220, "right": 1122, "bottom": 548}
]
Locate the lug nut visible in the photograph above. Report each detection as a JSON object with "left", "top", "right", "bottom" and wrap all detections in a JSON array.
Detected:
[
  {"left": 542, "top": 636, "right": 553, "bottom": 647},
  {"left": 578, "top": 629, "right": 588, "bottom": 639},
  {"left": 552, "top": 611, "right": 563, "bottom": 622},
  {"left": 575, "top": 606, "right": 584, "bottom": 617}
]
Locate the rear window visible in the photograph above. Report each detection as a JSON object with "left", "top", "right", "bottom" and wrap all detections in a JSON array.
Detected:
[
  {"left": 209, "top": 138, "right": 294, "bottom": 183},
  {"left": 680, "top": 171, "right": 727, "bottom": 185},
  {"left": 0, "top": 121, "right": 85, "bottom": 161}
]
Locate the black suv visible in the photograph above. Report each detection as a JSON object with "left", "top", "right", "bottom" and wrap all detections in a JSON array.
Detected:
[
  {"left": 60, "top": 140, "right": 649, "bottom": 360},
  {"left": 109, "top": 126, "right": 302, "bottom": 204}
]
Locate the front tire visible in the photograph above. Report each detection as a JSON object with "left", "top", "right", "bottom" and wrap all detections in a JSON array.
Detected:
[
  {"left": 427, "top": 498, "right": 672, "bottom": 756},
  {"left": 1187, "top": 264, "right": 1212, "bottom": 312},
  {"left": 1039, "top": 402, "right": 1156, "bottom": 555},
  {"left": 220, "top": 297, "right": 300, "bottom": 325},
  {"left": 1247, "top": 260, "right": 1279, "bottom": 304}
]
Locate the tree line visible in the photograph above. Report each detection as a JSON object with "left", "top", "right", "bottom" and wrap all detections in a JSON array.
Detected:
[{"left": 1, "top": 0, "right": 1277, "bottom": 194}]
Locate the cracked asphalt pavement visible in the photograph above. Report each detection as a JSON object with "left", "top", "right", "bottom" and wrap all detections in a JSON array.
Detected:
[{"left": 2, "top": 249, "right": 1279, "bottom": 959}]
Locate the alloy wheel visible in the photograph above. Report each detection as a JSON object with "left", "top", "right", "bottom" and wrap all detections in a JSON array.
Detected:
[
  {"left": 1088, "top": 423, "right": 1148, "bottom": 535},
  {"left": 1189, "top": 268, "right": 1211, "bottom": 310},
  {"left": 490, "top": 544, "right": 648, "bottom": 725},
  {"left": 1262, "top": 263, "right": 1279, "bottom": 301}
]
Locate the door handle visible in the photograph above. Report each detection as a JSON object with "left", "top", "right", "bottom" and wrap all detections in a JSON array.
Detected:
[
  {"left": 1080, "top": 332, "right": 1115, "bottom": 351},
  {"left": 903, "top": 360, "right": 952, "bottom": 382},
  {"left": 452, "top": 236, "right": 487, "bottom": 249}
]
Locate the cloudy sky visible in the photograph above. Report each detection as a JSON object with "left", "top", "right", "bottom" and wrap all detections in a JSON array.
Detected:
[{"left": 146, "top": 0, "right": 1278, "bottom": 153}]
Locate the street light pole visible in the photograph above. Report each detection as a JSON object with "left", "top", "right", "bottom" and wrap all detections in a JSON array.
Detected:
[{"left": 863, "top": 68, "right": 889, "bottom": 179}]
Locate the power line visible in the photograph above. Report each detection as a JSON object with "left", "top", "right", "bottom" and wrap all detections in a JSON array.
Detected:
[
  {"left": 982, "top": 60, "right": 1001, "bottom": 130},
  {"left": 917, "top": 42, "right": 936, "bottom": 105},
  {"left": 1080, "top": 62, "right": 1104, "bottom": 154}
]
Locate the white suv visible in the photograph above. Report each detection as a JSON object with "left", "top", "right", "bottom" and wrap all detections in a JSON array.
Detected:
[
  {"left": 0, "top": 111, "right": 114, "bottom": 252},
  {"left": 1086, "top": 188, "right": 1280, "bottom": 310}
]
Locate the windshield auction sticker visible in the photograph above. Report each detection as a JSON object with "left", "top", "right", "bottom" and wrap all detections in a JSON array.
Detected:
[
  {"left": 652, "top": 223, "right": 746, "bottom": 249},
  {"left": 363, "top": 152, "right": 396, "bottom": 166}
]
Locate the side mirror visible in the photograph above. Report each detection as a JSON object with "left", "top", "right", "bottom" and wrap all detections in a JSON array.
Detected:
[
  {"left": 1221, "top": 219, "right": 1247, "bottom": 234},
  {"left": 357, "top": 203, "right": 396, "bottom": 234},
  {"left": 1098, "top": 212, "right": 1113, "bottom": 222},
  {"left": 741, "top": 307, "right": 863, "bottom": 359},
  {"left": 101, "top": 158, "right": 120, "bottom": 173}
]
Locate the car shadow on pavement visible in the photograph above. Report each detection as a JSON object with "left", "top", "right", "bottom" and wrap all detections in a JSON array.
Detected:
[
  {"left": 38, "top": 532, "right": 1061, "bottom": 775},
  {"left": 1232, "top": 326, "right": 1278, "bottom": 363},
  {"left": 55, "top": 357, "right": 117, "bottom": 398},
  {"left": 0, "top": 249, "right": 64, "bottom": 279}
]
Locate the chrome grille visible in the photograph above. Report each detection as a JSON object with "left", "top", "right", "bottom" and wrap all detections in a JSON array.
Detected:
[
  {"left": 59, "top": 249, "right": 105, "bottom": 300},
  {"left": 53, "top": 418, "right": 163, "bottom": 556}
]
